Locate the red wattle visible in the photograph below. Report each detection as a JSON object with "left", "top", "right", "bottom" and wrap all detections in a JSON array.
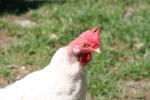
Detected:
[{"left": 79, "top": 53, "right": 91, "bottom": 65}]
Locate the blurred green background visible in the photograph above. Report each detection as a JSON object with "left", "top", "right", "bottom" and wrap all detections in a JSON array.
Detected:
[{"left": 0, "top": 0, "right": 150, "bottom": 100}]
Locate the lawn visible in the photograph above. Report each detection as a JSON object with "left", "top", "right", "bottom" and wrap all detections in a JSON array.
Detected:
[{"left": 0, "top": 0, "right": 150, "bottom": 100}]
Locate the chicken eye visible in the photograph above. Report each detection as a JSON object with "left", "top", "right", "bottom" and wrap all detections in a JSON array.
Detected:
[{"left": 83, "top": 44, "right": 88, "bottom": 48}]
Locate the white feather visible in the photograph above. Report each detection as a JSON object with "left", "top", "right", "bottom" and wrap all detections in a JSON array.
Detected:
[{"left": 0, "top": 47, "right": 87, "bottom": 100}]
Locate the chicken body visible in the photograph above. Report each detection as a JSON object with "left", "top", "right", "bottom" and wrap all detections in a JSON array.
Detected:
[
  {"left": 0, "top": 27, "right": 101, "bottom": 100},
  {"left": 0, "top": 47, "right": 87, "bottom": 100}
]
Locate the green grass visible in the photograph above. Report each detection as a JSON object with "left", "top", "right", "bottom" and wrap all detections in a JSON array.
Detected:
[{"left": 0, "top": 0, "right": 150, "bottom": 99}]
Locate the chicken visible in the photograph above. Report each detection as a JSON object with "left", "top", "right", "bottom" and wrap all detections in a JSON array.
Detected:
[{"left": 0, "top": 27, "right": 101, "bottom": 100}]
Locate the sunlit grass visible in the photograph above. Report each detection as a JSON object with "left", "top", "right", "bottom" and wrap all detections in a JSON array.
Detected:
[{"left": 0, "top": 0, "right": 149, "bottom": 99}]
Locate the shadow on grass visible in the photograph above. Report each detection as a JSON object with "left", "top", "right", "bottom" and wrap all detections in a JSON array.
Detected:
[{"left": 0, "top": 0, "right": 67, "bottom": 15}]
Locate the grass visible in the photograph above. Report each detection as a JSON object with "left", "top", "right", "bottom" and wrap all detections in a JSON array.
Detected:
[{"left": 0, "top": 0, "right": 150, "bottom": 99}]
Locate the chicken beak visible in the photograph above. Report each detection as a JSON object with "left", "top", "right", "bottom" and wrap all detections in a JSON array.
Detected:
[{"left": 94, "top": 48, "right": 101, "bottom": 53}]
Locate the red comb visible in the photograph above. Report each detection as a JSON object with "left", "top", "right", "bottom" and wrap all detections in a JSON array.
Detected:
[{"left": 78, "top": 27, "right": 100, "bottom": 44}]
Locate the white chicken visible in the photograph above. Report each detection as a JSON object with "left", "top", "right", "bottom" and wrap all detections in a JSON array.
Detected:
[{"left": 0, "top": 28, "right": 101, "bottom": 100}]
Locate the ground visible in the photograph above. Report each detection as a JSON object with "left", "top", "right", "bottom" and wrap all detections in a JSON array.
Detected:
[{"left": 0, "top": 0, "right": 149, "bottom": 100}]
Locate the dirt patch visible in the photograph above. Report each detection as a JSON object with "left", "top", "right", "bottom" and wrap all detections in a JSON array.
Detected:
[
  {"left": 118, "top": 80, "right": 150, "bottom": 100},
  {"left": 124, "top": 6, "right": 135, "bottom": 20},
  {"left": 11, "top": 65, "right": 36, "bottom": 80},
  {"left": 86, "top": 91, "right": 94, "bottom": 100},
  {"left": 6, "top": 16, "right": 36, "bottom": 27},
  {"left": 0, "top": 77, "right": 12, "bottom": 88},
  {"left": 0, "top": 64, "right": 36, "bottom": 87},
  {"left": 0, "top": 31, "right": 12, "bottom": 49}
]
